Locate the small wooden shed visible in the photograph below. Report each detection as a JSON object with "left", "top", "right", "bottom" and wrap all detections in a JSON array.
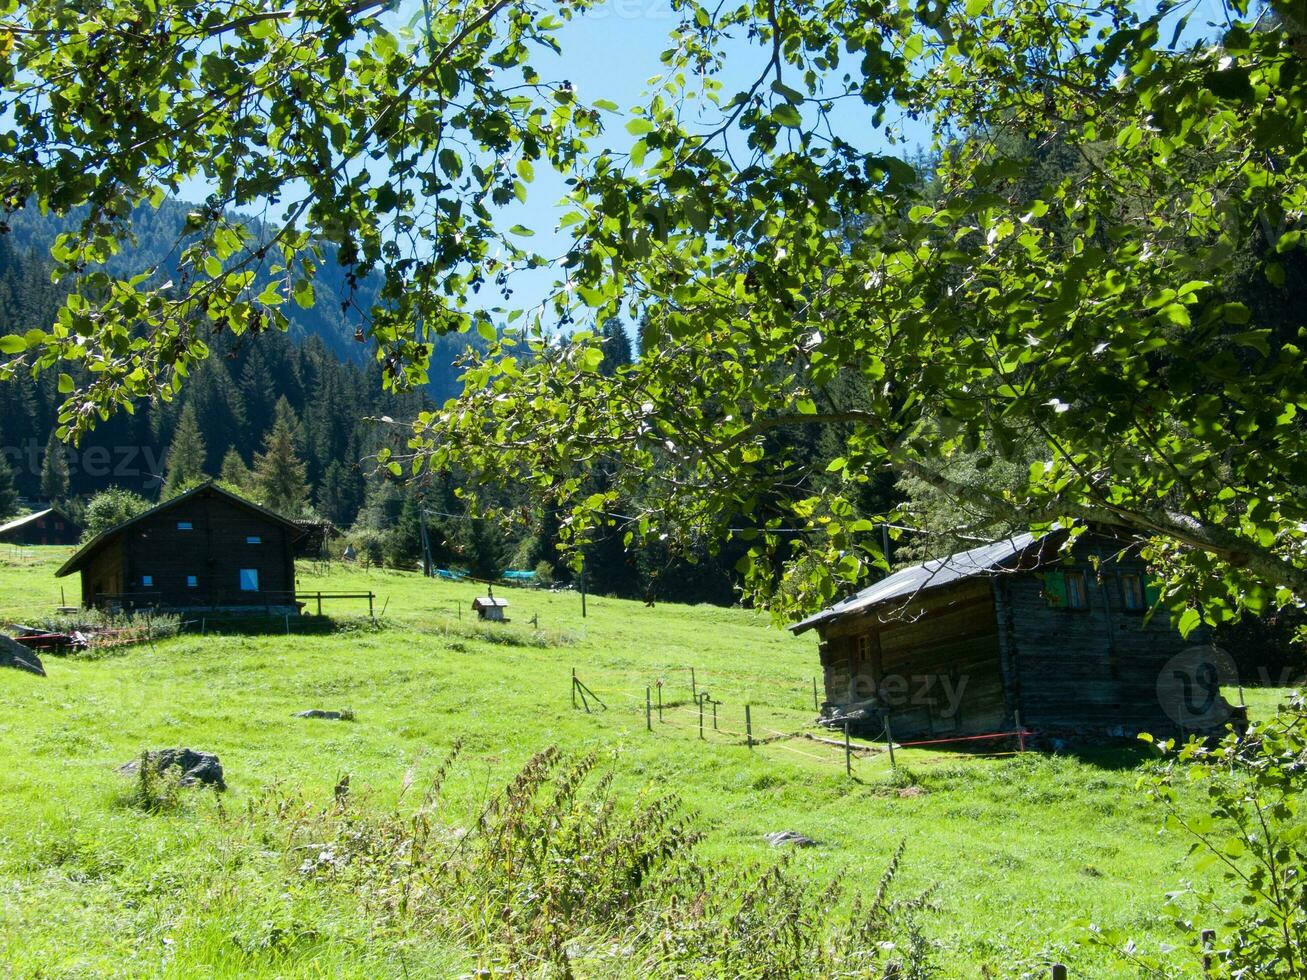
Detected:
[
  {"left": 55, "top": 482, "right": 304, "bottom": 613},
  {"left": 791, "top": 530, "right": 1238, "bottom": 741},
  {"left": 0, "top": 507, "right": 82, "bottom": 546},
  {"left": 472, "top": 595, "right": 510, "bottom": 622}
]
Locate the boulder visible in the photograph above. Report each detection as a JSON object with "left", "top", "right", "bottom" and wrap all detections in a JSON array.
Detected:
[
  {"left": 0, "top": 634, "right": 45, "bottom": 677},
  {"left": 118, "top": 749, "right": 226, "bottom": 791},
  {"left": 293, "top": 709, "right": 354, "bottom": 721},
  {"left": 764, "top": 830, "right": 819, "bottom": 848}
]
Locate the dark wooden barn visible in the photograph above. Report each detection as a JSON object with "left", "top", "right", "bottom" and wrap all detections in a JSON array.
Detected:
[
  {"left": 0, "top": 507, "right": 82, "bottom": 546},
  {"left": 56, "top": 483, "right": 304, "bottom": 613},
  {"left": 791, "top": 530, "right": 1239, "bottom": 741}
]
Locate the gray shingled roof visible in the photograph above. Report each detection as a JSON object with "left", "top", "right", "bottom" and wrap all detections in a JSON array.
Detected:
[{"left": 790, "top": 532, "right": 1050, "bottom": 634}]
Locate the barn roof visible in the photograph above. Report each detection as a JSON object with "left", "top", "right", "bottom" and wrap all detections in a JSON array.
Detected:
[
  {"left": 0, "top": 507, "right": 77, "bottom": 536},
  {"left": 55, "top": 482, "right": 304, "bottom": 578},
  {"left": 789, "top": 531, "right": 1060, "bottom": 635}
]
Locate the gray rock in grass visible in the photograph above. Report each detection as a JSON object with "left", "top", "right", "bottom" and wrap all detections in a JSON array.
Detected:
[
  {"left": 0, "top": 634, "right": 45, "bottom": 677},
  {"left": 293, "top": 709, "right": 355, "bottom": 721},
  {"left": 118, "top": 748, "right": 226, "bottom": 791},
  {"left": 764, "top": 830, "right": 819, "bottom": 848}
]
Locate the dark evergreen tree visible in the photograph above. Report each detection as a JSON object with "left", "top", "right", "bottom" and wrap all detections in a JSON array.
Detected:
[
  {"left": 0, "top": 452, "right": 18, "bottom": 521},
  {"left": 40, "top": 430, "right": 69, "bottom": 504},
  {"left": 219, "top": 446, "right": 253, "bottom": 491},
  {"left": 162, "top": 403, "right": 208, "bottom": 498},
  {"left": 253, "top": 402, "right": 310, "bottom": 516}
]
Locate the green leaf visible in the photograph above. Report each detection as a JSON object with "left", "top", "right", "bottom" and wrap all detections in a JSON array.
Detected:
[
  {"left": 1204, "top": 67, "right": 1254, "bottom": 102},
  {"left": 772, "top": 104, "right": 802, "bottom": 128},
  {"left": 579, "top": 347, "right": 604, "bottom": 373},
  {"left": 293, "top": 279, "right": 315, "bottom": 309},
  {"left": 57, "top": 373, "right": 73, "bottom": 393},
  {"left": 204, "top": 255, "right": 222, "bottom": 278},
  {"left": 477, "top": 320, "right": 497, "bottom": 343},
  {"left": 0, "top": 334, "right": 26, "bottom": 354},
  {"left": 625, "top": 117, "right": 654, "bottom": 136},
  {"left": 1177, "top": 607, "right": 1203, "bottom": 638}
]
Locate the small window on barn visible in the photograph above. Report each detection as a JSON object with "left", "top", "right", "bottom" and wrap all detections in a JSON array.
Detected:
[
  {"left": 855, "top": 634, "right": 873, "bottom": 665},
  {"left": 239, "top": 568, "right": 259, "bottom": 592},
  {"left": 246, "top": 535, "right": 262, "bottom": 545},
  {"left": 186, "top": 575, "right": 198, "bottom": 588},
  {"left": 177, "top": 521, "right": 193, "bottom": 530},
  {"left": 1065, "top": 571, "right": 1089, "bottom": 609},
  {"left": 141, "top": 575, "right": 154, "bottom": 587},
  {"left": 55, "top": 522, "right": 64, "bottom": 531},
  {"left": 1121, "top": 573, "right": 1145, "bottom": 611}
]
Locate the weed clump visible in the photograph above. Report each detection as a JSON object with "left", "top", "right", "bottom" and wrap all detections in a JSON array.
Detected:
[{"left": 256, "top": 742, "right": 938, "bottom": 976}]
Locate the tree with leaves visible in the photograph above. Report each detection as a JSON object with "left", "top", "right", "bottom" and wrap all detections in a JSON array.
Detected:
[
  {"left": 2, "top": 0, "right": 1306, "bottom": 637},
  {"left": 82, "top": 487, "right": 150, "bottom": 537},
  {"left": 162, "top": 403, "right": 208, "bottom": 498}
]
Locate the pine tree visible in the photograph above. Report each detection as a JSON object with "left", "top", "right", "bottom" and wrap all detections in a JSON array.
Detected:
[
  {"left": 40, "top": 430, "right": 69, "bottom": 504},
  {"left": 252, "top": 412, "right": 310, "bottom": 516},
  {"left": 162, "top": 403, "right": 208, "bottom": 498},
  {"left": 317, "top": 460, "right": 362, "bottom": 527},
  {"left": 599, "top": 316, "right": 633, "bottom": 376},
  {"left": 219, "top": 446, "right": 252, "bottom": 491},
  {"left": 0, "top": 452, "right": 18, "bottom": 521}
]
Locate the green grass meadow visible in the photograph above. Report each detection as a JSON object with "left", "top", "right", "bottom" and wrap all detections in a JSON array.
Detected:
[{"left": 0, "top": 546, "right": 1291, "bottom": 977}]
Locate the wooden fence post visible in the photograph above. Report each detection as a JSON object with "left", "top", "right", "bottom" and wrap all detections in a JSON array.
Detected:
[
  {"left": 844, "top": 721, "right": 852, "bottom": 776},
  {"left": 745, "top": 704, "right": 753, "bottom": 749},
  {"left": 571, "top": 667, "right": 577, "bottom": 710},
  {"left": 699, "top": 696, "right": 705, "bottom": 740},
  {"left": 690, "top": 666, "right": 696, "bottom": 700},
  {"left": 885, "top": 713, "right": 896, "bottom": 772},
  {"left": 657, "top": 681, "right": 663, "bottom": 722},
  {"left": 813, "top": 677, "right": 819, "bottom": 711},
  {"left": 712, "top": 699, "right": 718, "bottom": 732},
  {"left": 646, "top": 687, "right": 652, "bottom": 732},
  {"left": 1051, "top": 965, "right": 1067, "bottom": 980},
  {"left": 1016, "top": 709, "right": 1025, "bottom": 753}
]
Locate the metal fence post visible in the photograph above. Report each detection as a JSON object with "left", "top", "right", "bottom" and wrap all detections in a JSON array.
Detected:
[
  {"left": 885, "top": 713, "right": 896, "bottom": 772},
  {"left": 571, "top": 667, "right": 577, "bottom": 709},
  {"left": 646, "top": 687, "right": 652, "bottom": 732},
  {"left": 699, "top": 696, "right": 704, "bottom": 740},
  {"left": 745, "top": 704, "right": 753, "bottom": 749},
  {"left": 813, "top": 677, "right": 819, "bottom": 711}
]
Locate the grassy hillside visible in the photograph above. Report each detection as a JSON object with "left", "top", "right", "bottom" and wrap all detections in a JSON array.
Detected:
[{"left": 0, "top": 547, "right": 1290, "bottom": 977}]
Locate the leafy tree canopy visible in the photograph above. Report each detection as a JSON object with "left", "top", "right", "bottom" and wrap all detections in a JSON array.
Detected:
[{"left": 0, "top": 0, "right": 1305, "bottom": 629}]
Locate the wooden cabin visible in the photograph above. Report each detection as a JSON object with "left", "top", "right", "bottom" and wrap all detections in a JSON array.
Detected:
[
  {"left": 0, "top": 507, "right": 82, "bottom": 546},
  {"left": 55, "top": 483, "right": 304, "bottom": 613},
  {"left": 791, "top": 531, "right": 1238, "bottom": 741}
]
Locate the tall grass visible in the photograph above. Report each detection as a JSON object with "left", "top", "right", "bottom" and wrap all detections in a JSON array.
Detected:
[{"left": 252, "top": 743, "right": 937, "bottom": 977}]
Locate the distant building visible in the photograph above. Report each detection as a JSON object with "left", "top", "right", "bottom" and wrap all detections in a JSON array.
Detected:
[
  {"left": 56, "top": 483, "right": 304, "bottom": 613},
  {"left": 0, "top": 507, "right": 82, "bottom": 546},
  {"left": 472, "top": 595, "right": 510, "bottom": 622},
  {"left": 791, "top": 530, "right": 1239, "bottom": 742}
]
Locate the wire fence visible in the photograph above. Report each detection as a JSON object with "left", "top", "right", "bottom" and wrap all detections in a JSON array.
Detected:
[{"left": 568, "top": 664, "right": 1034, "bottom": 779}]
